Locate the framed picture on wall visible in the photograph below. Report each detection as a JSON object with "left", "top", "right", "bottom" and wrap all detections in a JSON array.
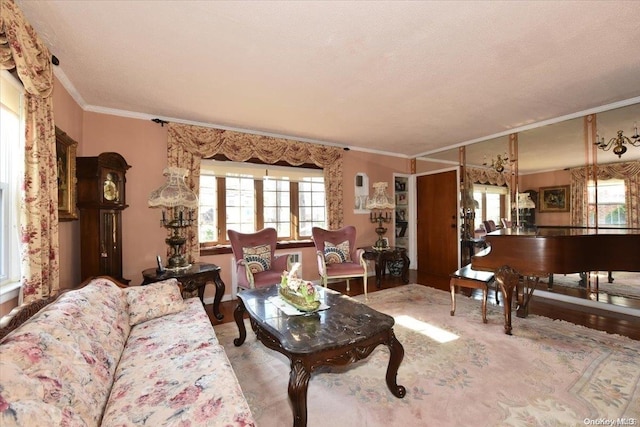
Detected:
[
  {"left": 56, "top": 127, "right": 78, "bottom": 221},
  {"left": 539, "top": 185, "right": 570, "bottom": 212}
]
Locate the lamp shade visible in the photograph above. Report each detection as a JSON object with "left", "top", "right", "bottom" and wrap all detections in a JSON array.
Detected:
[
  {"left": 366, "top": 182, "right": 395, "bottom": 210},
  {"left": 518, "top": 193, "right": 536, "bottom": 209},
  {"left": 148, "top": 167, "right": 199, "bottom": 208}
]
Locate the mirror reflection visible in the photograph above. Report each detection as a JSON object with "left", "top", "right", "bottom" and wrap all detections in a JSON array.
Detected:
[{"left": 419, "top": 103, "right": 640, "bottom": 311}]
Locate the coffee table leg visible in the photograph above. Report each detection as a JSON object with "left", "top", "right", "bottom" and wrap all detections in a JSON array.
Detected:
[
  {"left": 288, "top": 359, "right": 311, "bottom": 427},
  {"left": 385, "top": 330, "right": 406, "bottom": 398},
  {"left": 233, "top": 299, "right": 247, "bottom": 347}
]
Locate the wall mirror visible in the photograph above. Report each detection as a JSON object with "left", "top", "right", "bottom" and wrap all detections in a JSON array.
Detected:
[{"left": 419, "top": 102, "right": 640, "bottom": 311}]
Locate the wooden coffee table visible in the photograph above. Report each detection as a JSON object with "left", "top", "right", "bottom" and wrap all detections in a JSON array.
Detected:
[{"left": 234, "top": 284, "right": 406, "bottom": 427}]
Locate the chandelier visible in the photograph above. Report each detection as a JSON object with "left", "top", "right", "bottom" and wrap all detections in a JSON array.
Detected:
[
  {"left": 483, "top": 153, "right": 509, "bottom": 172},
  {"left": 594, "top": 124, "right": 640, "bottom": 158}
]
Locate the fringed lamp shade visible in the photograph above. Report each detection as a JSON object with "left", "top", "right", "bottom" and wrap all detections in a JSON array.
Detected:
[
  {"left": 148, "top": 167, "right": 198, "bottom": 209},
  {"left": 366, "top": 182, "right": 395, "bottom": 210}
]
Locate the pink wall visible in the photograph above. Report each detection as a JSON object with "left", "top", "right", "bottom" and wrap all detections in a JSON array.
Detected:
[
  {"left": 53, "top": 77, "right": 84, "bottom": 288},
  {"left": 48, "top": 82, "right": 411, "bottom": 302},
  {"left": 520, "top": 170, "right": 571, "bottom": 226}
]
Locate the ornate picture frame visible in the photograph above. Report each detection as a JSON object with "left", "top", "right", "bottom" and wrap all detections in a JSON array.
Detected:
[
  {"left": 56, "top": 127, "right": 78, "bottom": 221},
  {"left": 538, "top": 185, "right": 570, "bottom": 213}
]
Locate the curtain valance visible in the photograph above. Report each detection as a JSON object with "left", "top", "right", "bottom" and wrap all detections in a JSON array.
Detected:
[{"left": 167, "top": 123, "right": 344, "bottom": 263}]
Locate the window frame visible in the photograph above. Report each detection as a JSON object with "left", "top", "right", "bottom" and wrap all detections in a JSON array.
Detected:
[
  {"left": 0, "top": 70, "right": 25, "bottom": 297},
  {"left": 198, "top": 158, "right": 326, "bottom": 251}
]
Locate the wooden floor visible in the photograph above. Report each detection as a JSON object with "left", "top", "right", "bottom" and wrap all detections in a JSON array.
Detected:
[{"left": 207, "top": 270, "right": 640, "bottom": 341}]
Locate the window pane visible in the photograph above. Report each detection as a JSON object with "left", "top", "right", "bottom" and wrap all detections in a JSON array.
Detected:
[
  {"left": 263, "top": 179, "right": 290, "bottom": 238},
  {"left": 299, "top": 177, "right": 326, "bottom": 237},
  {"left": 486, "top": 193, "right": 500, "bottom": 224},
  {"left": 198, "top": 175, "right": 217, "bottom": 242},
  {"left": 226, "top": 176, "right": 255, "bottom": 234}
]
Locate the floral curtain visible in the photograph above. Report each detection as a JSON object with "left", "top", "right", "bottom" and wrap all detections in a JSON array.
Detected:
[
  {"left": 0, "top": 0, "right": 59, "bottom": 301},
  {"left": 167, "top": 123, "right": 344, "bottom": 263},
  {"left": 570, "top": 160, "right": 640, "bottom": 228}
]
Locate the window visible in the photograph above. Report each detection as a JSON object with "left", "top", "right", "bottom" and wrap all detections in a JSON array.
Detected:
[
  {"left": 473, "top": 184, "right": 509, "bottom": 229},
  {"left": 199, "top": 159, "right": 326, "bottom": 244},
  {"left": 588, "top": 179, "right": 626, "bottom": 226},
  {"left": 1, "top": 70, "right": 24, "bottom": 294}
]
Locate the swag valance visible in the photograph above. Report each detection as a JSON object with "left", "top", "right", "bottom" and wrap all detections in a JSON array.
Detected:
[{"left": 167, "top": 122, "right": 344, "bottom": 263}]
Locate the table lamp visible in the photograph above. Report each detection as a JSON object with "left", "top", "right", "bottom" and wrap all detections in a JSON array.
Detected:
[{"left": 148, "top": 167, "right": 199, "bottom": 270}]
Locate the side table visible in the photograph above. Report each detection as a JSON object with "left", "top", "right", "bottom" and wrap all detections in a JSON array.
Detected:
[
  {"left": 361, "top": 246, "right": 410, "bottom": 288},
  {"left": 141, "top": 262, "right": 225, "bottom": 320}
]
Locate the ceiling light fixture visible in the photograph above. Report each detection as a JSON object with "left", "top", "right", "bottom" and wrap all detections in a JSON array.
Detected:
[
  {"left": 594, "top": 123, "right": 640, "bottom": 158},
  {"left": 483, "top": 153, "right": 509, "bottom": 173}
]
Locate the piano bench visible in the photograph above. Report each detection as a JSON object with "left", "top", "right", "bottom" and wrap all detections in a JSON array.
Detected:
[{"left": 450, "top": 264, "right": 496, "bottom": 324}]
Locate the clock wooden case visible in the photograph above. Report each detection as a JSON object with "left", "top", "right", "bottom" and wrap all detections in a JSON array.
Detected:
[{"left": 77, "top": 152, "right": 131, "bottom": 284}]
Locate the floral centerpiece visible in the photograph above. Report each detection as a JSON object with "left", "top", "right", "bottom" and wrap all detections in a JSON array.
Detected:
[{"left": 279, "top": 263, "right": 321, "bottom": 312}]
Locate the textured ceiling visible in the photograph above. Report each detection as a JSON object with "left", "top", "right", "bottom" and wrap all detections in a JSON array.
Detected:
[{"left": 16, "top": 0, "right": 640, "bottom": 161}]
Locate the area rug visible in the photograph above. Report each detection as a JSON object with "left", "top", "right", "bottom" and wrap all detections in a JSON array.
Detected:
[
  {"left": 539, "top": 271, "right": 640, "bottom": 300},
  {"left": 213, "top": 284, "right": 640, "bottom": 427}
]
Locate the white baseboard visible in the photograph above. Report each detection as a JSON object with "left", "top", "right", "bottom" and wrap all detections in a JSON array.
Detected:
[{"left": 535, "top": 289, "right": 640, "bottom": 317}]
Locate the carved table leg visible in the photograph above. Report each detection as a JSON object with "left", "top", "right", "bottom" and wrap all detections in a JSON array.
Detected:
[
  {"left": 400, "top": 251, "right": 410, "bottom": 283},
  {"left": 385, "top": 329, "right": 406, "bottom": 398},
  {"left": 212, "top": 272, "right": 226, "bottom": 320},
  {"left": 288, "top": 359, "right": 311, "bottom": 427},
  {"left": 233, "top": 299, "right": 247, "bottom": 347},
  {"left": 375, "top": 256, "right": 383, "bottom": 288},
  {"left": 496, "top": 265, "right": 519, "bottom": 335}
]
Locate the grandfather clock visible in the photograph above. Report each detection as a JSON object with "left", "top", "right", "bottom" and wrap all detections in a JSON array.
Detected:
[{"left": 77, "top": 152, "right": 131, "bottom": 284}]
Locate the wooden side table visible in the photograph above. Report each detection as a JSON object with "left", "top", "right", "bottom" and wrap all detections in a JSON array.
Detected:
[
  {"left": 361, "top": 246, "right": 410, "bottom": 288},
  {"left": 141, "top": 262, "right": 225, "bottom": 320}
]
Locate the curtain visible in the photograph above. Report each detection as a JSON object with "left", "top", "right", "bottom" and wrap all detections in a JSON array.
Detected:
[
  {"left": 0, "top": 0, "right": 59, "bottom": 301},
  {"left": 167, "top": 123, "right": 344, "bottom": 263},
  {"left": 570, "top": 160, "right": 640, "bottom": 228}
]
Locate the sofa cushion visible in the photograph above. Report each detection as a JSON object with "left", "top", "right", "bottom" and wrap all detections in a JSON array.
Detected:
[
  {"left": 102, "top": 298, "right": 255, "bottom": 426},
  {"left": 0, "top": 278, "right": 130, "bottom": 427},
  {"left": 243, "top": 244, "right": 272, "bottom": 273},
  {"left": 324, "top": 240, "right": 352, "bottom": 264},
  {"left": 125, "top": 279, "right": 186, "bottom": 326}
]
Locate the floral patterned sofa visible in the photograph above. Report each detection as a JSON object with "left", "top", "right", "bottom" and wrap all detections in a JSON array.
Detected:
[{"left": 0, "top": 277, "right": 255, "bottom": 426}]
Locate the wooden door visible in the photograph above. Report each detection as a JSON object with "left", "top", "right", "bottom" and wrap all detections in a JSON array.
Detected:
[{"left": 416, "top": 170, "right": 459, "bottom": 280}]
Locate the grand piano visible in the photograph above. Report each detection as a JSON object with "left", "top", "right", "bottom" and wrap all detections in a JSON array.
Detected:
[{"left": 471, "top": 226, "right": 640, "bottom": 334}]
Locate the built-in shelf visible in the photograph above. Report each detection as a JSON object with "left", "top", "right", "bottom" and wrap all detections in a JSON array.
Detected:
[{"left": 394, "top": 176, "right": 409, "bottom": 249}]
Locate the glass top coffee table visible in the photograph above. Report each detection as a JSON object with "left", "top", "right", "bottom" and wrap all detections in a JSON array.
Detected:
[{"left": 234, "top": 284, "right": 406, "bottom": 427}]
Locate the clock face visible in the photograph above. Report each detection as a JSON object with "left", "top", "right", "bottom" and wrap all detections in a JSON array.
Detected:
[{"left": 103, "top": 173, "right": 119, "bottom": 202}]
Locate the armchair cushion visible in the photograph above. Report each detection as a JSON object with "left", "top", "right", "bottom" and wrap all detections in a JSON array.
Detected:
[
  {"left": 242, "top": 243, "right": 272, "bottom": 273},
  {"left": 324, "top": 240, "right": 352, "bottom": 264},
  {"left": 125, "top": 279, "right": 186, "bottom": 326}
]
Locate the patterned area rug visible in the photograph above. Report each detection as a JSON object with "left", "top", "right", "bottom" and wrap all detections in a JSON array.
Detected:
[
  {"left": 539, "top": 271, "right": 640, "bottom": 300},
  {"left": 214, "top": 284, "right": 640, "bottom": 427}
]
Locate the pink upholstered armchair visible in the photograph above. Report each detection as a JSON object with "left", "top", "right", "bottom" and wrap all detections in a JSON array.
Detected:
[
  {"left": 312, "top": 226, "right": 368, "bottom": 300},
  {"left": 228, "top": 228, "right": 293, "bottom": 291}
]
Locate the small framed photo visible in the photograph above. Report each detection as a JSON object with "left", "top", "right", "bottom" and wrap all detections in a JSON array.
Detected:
[
  {"left": 539, "top": 185, "right": 570, "bottom": 212},
  {"left": 395, "top": 192, "right": 407, "bottom": 205}
]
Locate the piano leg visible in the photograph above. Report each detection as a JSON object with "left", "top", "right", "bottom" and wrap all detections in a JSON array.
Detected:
[
  {"left": 516, "top": 276, "right": 538, "bottom": 318},
  {"left": 495, "top": 265, "right": 519, "bottom": 335}
]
